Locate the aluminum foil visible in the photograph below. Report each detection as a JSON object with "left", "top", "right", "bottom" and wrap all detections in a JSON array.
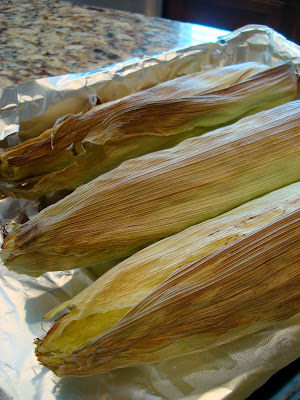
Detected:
[{"left": 0, "top": 25, "right": 300, "bottom": 400}]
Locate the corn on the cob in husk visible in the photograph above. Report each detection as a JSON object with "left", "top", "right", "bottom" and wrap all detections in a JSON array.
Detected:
[
  {"left": 0, "top": 62, "right": 296, "bottom": 200},
  {"left": 42, "top": 181, "right": 300, "bottom": 340},
  {"left": 35, "top": 205, "right": 300, "bottom": 376},
  {"left": 2, "top": 100, "right": 300, "bottom": 276}
]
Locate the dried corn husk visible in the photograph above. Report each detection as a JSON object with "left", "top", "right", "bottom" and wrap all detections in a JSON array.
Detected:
[
  {"left": 42, "top": 182, "right": 300, "bottom": 341},
  {"left": 2, "top": 100, "right": 300, "bottom": 276},
  {"left": 0, "top": 62, "right": 296, "bottom": 199},
  {"left": 35, "top": 207, "right": 300, "bottom": 376}
]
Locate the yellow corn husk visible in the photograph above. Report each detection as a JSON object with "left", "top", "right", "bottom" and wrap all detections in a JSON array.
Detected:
[
  {"left": 42, "top": 181, "right": 300, "bottom": 334},
  {"left": 2, "top": 100, "right": 300, "bottom": 276},
  {"left": 35, "top": 206, "right": 300, "bottom": 376},
  {"left": 0, "top": 62, "right": 296, "bottom": 200}
]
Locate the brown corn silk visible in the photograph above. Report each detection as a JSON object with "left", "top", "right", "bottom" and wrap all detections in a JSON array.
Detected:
[
  {"left": 0, "top": 62, "right": 296, "bottom": 199},
  {"left": 35, "top": 206, "right": 300, "bottom": 376},
  {"left": 2, "top": 100, "right": 300, "bottom": 276}
]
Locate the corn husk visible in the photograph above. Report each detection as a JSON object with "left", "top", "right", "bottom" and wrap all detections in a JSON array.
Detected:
[
  {"left": 35, "top": 206, "right": 300, "bottom": 376},
  {"left": 2, "top": 100, "right": 300, "bottom": 276},
  {"left": 0, "top": 62, "right": 296, "bottom": 200},
  {"left": 41, "top": 182, "right": 300, "bottom": 342},
  {"left": 44, "top": 181, "right": 300, "bottom": 322}
]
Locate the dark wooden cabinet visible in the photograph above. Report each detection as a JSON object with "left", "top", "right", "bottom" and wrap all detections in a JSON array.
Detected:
[{"left": 163, "top": 0, "right": 300, "bottom": 44}]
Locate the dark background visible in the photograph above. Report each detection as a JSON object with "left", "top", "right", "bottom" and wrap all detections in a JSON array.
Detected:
[{"left": 163, "top": 0, "right": 300, "bottom": 44}]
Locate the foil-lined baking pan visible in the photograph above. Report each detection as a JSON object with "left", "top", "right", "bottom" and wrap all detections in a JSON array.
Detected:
[{"left": 0, "top": 25, "right": 300, "bottom": 400}]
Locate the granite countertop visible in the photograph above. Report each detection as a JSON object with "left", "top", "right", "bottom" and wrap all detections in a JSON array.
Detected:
[{"left": 0, "top": 0, "right": 229, "bottom": 88}]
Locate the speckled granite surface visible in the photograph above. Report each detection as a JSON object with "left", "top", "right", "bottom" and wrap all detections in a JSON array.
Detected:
[{"left": 0, "top": 0, "right": 229, "bottom": 88}]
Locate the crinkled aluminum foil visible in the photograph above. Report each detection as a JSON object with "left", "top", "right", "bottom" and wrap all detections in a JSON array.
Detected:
[{"left": 0, "top": 25, "right": 300, "bottom": 400}]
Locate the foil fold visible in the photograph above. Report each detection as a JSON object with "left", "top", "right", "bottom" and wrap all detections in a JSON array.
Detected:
[{"left": 0, "top": 25, "right": 300, "bottom": 400}]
